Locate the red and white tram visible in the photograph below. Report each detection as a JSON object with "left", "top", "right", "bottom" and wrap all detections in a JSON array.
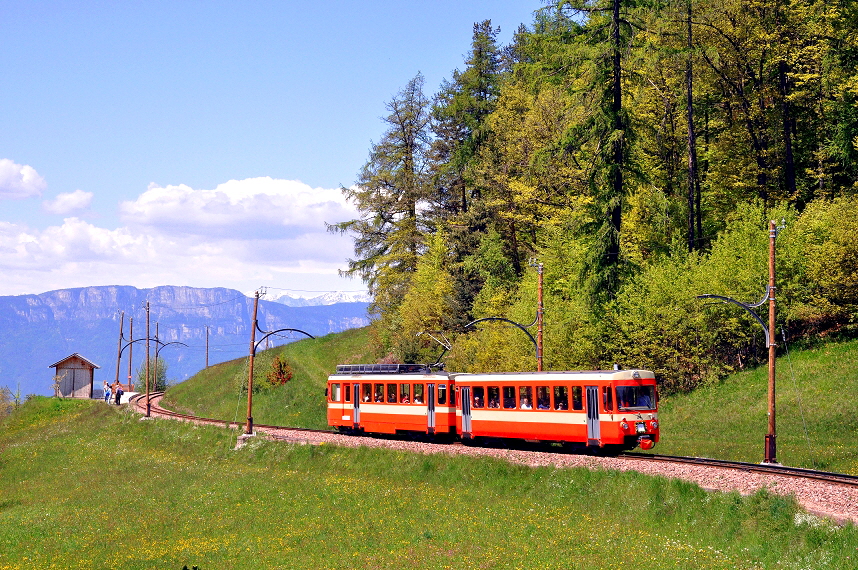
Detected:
[{"left": 327, "top": 365, "right": 659, "bottom": 452}]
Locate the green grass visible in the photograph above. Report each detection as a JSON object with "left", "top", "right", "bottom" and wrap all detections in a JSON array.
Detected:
[
  {"left": 648, "top": 338, "right": 858, "bottom": 474},
  {"left": 161, "top": 327, "right": 377, "bottom": 429},
  {"left": 2, "top": 397, "right": 857, "bottom": 568}
]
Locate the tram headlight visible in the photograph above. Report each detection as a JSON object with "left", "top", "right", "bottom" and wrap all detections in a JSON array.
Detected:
[
  {"left": 620, "top": 421, "right": 629, "bottom": 431},
  {"left": 651, "top": 420, "right": 659, "bottom": 430}
]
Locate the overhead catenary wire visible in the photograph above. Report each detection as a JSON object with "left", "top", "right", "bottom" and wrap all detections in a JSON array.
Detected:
[
  {"left": 782, "top": 328, "right": 816, "bottom": 469},
  {"left": 233, "top": 357, "right": 250, "bottom": 427}
]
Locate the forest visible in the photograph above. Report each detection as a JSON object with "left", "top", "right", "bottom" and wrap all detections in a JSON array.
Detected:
[{"left": 329, "top": 0, "right": 858, "bottom": 393}]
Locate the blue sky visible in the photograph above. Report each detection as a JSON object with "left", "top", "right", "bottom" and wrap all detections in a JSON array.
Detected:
[{"left": 0, "top": 0, "right": 544, "bottom": 297}]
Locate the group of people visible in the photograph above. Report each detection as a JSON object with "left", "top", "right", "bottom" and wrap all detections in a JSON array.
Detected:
[
  {"left": 400, "top": 394, "right": 423, "bottom": 404},
  {"left": 102, "top": 380, "right": 125, "bottom": 405}
]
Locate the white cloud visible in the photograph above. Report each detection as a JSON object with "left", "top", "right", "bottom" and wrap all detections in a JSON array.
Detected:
[
  {"left": 0, "top": 177, "right": 363, "bottom": 296},
  {"left": 0, "top": 159, "right": 47, "bottom": 199},
  {"left": 119, "top": 177, "right": 357, "bottom": 238},
  {"left": 42, "top": 189, "right": 94, "bottom": 215}
]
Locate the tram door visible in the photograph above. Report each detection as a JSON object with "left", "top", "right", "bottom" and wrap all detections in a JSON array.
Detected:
[
  {"left": 461, "top": 386, "right": 472, "bottom": 438},
  {"left": 427, "top": 383, "right": 436, "bottom": 434},
  {"left": 585, "top": 386, "right": 600, "bottom": 446},
  {"left": 352, "top": 384, "right": 360, "bottom": 428}
]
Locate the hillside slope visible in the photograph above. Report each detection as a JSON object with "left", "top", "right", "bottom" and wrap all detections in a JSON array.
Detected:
[
  {"left": 650, "top": 338, "right": 858, "bottom": 474},
  {"left": 164, "top": 329, "right": 858, "bottom": 474},
  {"left": 161, "top": 326, "right": 378, "bottom": 429}
]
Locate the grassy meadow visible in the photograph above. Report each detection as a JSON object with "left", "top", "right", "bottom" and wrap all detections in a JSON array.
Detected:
[{"left": 1, "top": 396, "right": 857, "bottom": 569}]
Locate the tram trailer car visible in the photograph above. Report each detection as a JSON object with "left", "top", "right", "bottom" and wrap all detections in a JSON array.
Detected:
[
  {"left": 328, "top": 365, "right": 659, "bottom": 451},
  {"left": 327, "top": 364, "right": 457, "bottom": 437}
]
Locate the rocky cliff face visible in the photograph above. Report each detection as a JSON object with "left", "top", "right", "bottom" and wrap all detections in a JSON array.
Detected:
[{"left": 0, "top": 285, "right": 370, "bottom": 397}]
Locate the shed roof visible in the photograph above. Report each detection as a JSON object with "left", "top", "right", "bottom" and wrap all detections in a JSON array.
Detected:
[{"left": 48, "top": 353, "right": 101, "bottom": 370}]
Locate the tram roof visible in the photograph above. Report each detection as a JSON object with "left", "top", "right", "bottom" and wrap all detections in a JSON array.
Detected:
[
  {"left": 452, "top": 370, "right": 655, "bottom": 382},
  {"left": 333, "top": 363, "right": 438, "bottom": 375},
  {"left": 331, "top": 365, "right": 654, "bottom": 382}
]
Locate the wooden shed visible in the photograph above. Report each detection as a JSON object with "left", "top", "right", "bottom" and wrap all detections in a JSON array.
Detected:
[{"left": 49, "top": 354, "right": 100, "bottom": 399}]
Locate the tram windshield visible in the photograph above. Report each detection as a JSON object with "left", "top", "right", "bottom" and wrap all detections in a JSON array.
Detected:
[{"left": 616, "top": 385, "right": 656, "bottom": 410}]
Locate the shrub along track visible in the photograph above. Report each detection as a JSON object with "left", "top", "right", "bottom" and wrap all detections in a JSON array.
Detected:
[{"left": 130, "top": 392, "right": 858, "bottom": 525}]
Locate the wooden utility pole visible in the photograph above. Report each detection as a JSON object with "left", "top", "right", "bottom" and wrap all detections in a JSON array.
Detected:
[
  {"left": 205, "top": 325, "right": 209, "bottom": 368},
  {"left": 153, "top": 322, "right": 159, "bottom": 393},
  {"left": 115, "top": 311, "right": 124, "bottom": 387},
  {"left": 145, "top": 301, "right": 151, "bottom": 417},
  {"left": 765, "top": 220, "right": 778, "bottom": 464},
  {"left": 245, "top": 291, "right": 260, "bottom": 435},
  {"left": 536, "top": 263, "right": 544, "bottom": 372},
  {"left": 698, "top": 220, "right": 783, "bottom": 464},
  {"left": 127, "top": 317, "right": 133, "bottom": 388}
]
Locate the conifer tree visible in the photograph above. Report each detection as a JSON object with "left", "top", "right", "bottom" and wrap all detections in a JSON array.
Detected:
[
  {"left": 552, "top": 0, "right": 637, "bottom": 302},
  {"left": 430, "top": 21, "right": 504, "bottom": 325},
  {"left": 431, "top": 20, "right": 503, "bottom": 217},
  {"left": 330, "top": 73, "right": 433, "bottom": 314}
]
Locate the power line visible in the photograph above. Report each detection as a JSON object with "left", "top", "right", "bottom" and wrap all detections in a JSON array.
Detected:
[{"left": 148, "top": 294, "right": 248, "bottom": 310}]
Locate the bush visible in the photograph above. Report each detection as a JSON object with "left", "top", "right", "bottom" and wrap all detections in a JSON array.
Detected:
[
  {"left": 265, "top": 356, "right": 293, "bottom": 387},
  {"left": 781, "top": 196, "right": 858, "bottom": 337}
]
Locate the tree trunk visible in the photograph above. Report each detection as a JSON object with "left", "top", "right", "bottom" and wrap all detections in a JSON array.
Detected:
[
  {"left": 685, "top": 0, "right": 701, "bottom": 252},
  {"left": 608, "top": 0, "right": 623, "bottom": 269}
]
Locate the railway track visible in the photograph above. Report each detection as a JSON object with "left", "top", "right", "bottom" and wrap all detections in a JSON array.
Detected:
[
  {"left": 620, "top": 452, "right": 858, "bottom": 489},
  {"left": 130, "top": 391, "right": 329, "bottom": 436},
  {"left": 130, "top": 392, "right": 858, "bottom": 490}
]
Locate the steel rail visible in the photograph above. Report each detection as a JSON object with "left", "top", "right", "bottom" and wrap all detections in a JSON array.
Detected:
[
  {"left": 620, "top": 452, "right": 858, "bottom": 488},
  {"left": 130, "top": 392, "right": 329, "bottom": 435},
  {"left": 128, "top": 394, "right": 858, "bottom": 489}
]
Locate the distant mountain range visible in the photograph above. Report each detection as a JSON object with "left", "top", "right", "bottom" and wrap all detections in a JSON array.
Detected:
[
  {"left": 0, "top": 285, "right": 370, "bottom": 397},
  {"left": 265, "top": 290, "right": 372, "bottom": 307}
]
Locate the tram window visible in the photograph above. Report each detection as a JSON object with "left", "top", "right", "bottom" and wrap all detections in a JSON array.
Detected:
[
  {"left": 387, "top": 384, "right": 397, "bottom": 403},
  {"left": 374, "top": 384, "right": 384, "bottom": 402},
  {"left": 553, "top": 386, "right": 569, "bottom": 410},
  {"left": 536, "top": 386, "right": 551, "bottom": 410},
  {"left": 603, "top": 386, "right": 614, "bottom": 411},
  {"left": 344, "top": 385, "right": 351, "bottom": 402},
  {"left": 503, "top": 386, "right": 516, "bottom": 409},
  {"left": 519, "top": 386, "right": 533, "bottom": 409},
  {"left": 400, "top": 383, "right": 411, "bottom": 403},
  {"left": 414, "top": 383, "right": 424, "bottom": 404},
  {"left": 487, "top": 386, "right": 500, "bottom": 408},
  {"left": 472, "top": 386, "right": 485, "bottom": 408},
  {"left": 437, "top": 384, "right": 447, "bottom": 405},
  {"left": 450, "top": 387, "right": 456, "bottom": 407},
  {"left": 616, "top": 385, "right": 656, "bottom": 410},
  {"left": 363, "top": 383, "right": 372, "bottom": 402},
  {"left": 330, "top": 383, "right": 341, "bottom": 402},
  {"left": 571, "top": 386, "right": 583, "bottom": 410}
]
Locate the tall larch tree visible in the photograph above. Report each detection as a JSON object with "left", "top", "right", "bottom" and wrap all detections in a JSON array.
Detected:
[
  {"left": 430, "top": 21, "right": 504, "bottom": 326},
  {"left": 329, "top": 73, "right": 433, "bottom": 315},
  {"left": 552, "top": 0, "right": 637, "bottom": 303}
]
